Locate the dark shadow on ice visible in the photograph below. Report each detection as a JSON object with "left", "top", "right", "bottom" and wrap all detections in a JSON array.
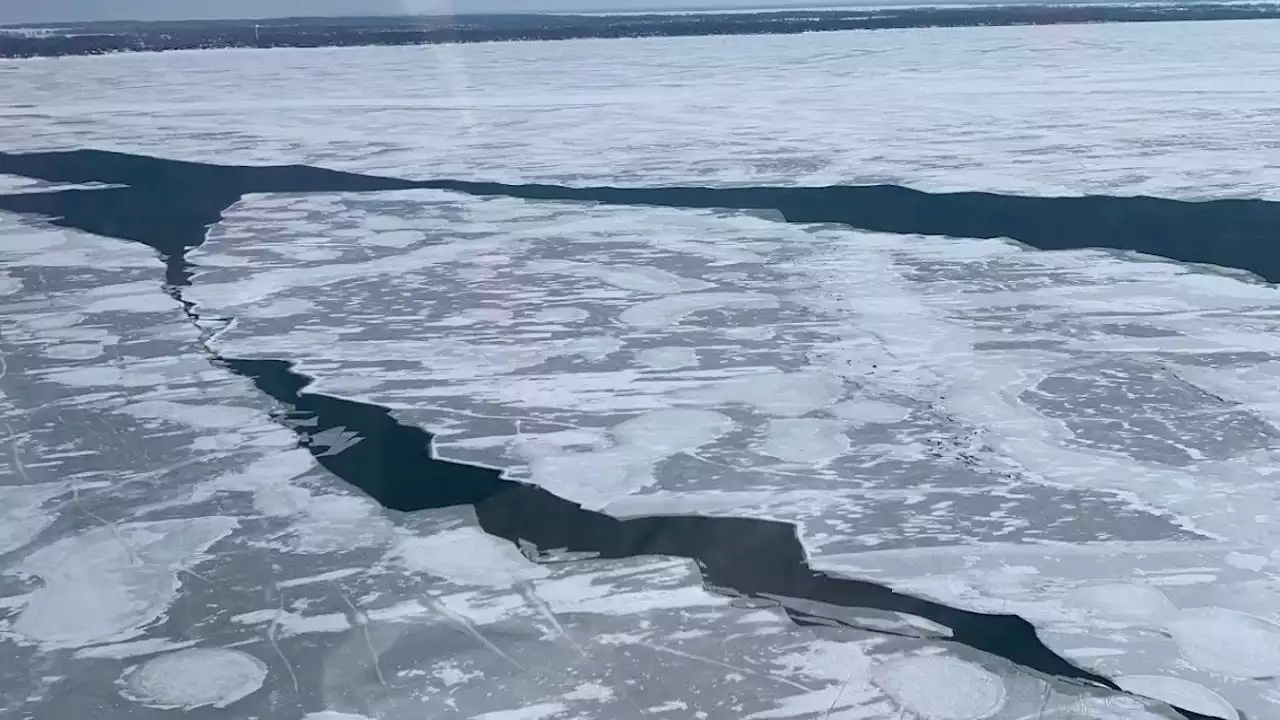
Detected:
[{"left": 0, "top": 148, "right": 1239, "bottom": 718}]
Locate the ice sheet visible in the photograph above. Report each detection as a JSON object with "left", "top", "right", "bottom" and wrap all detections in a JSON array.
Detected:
[
  {"left": 7, "top": 19, "right": 1280, "bottom": 719},
  {"left": 181, "top": 186, "right": 1280, "bottom": 717},
  {"left": 3, "top": 21, "right": 1280, "bottom": 199}
]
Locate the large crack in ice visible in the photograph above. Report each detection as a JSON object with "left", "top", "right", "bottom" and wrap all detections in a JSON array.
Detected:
[{"left": 0, "top": 147, "right": 1244, "bottom": 719}]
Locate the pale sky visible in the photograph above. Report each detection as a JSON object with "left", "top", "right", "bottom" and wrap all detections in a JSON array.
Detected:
[{"left": 0, "top": 0, "right": 849, "bottom": 24}]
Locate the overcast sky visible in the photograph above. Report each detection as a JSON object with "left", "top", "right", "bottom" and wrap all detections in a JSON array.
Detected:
[{"left": 0, "top": 0, "right": 838, "bottom": 24}]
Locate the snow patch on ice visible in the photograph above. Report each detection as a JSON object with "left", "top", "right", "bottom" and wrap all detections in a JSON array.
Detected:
[
  {"left": 212, "top": 449, "right": 392, "bottom": 553},
  {"left": 10, "top": 517, "right": 238, "bottom": 649},
  {"left": 231, "top": 608, "right": 351, "bottom": 636},
  {"left": 530, "top": 306, "right": 590, "bottom": 324},
  {"left": 745, "top": 639, "right": 886, "bottom": 719},
  {"left": 679, "top": 370, "right": 846, "bottom": 417},
  {"left": 473, "top": 703, "right": 567, "bottom": 720},
  {"left": 41, "top": 342, "right": 104, "bottom": 360},
  {"left": 635, "top": 346, "right": 699, "bottom": 370},
  {"left": 365, "top": 230, "right": 425, "bottom": 248},
  {"left": 1115, "top": 675, "right": 1238, "bottom": 720},
  {"left": 530, "top": 408, "right": 733, "bottom": 509},
  {"left": 872, "top": 655, "right": 1006, "bottom": 720},
  {"left": 829, "top": 399, "right": 911, "bottom": 426},
  {"left": 1225, "top": 552, "right": 1268, "bottom": 572},
  {"left": 564, "top": 681, "right": 614, "bottom": 702},
  {"left": 1165, "top": 606, "right": 1280, "bottom": 679},
  {"left": 1067, "top": 583, "right": 1177, "bottom": 625},
  {"left": 620, "top": 292, "right": 778, "bottom": 328},
  {"left": 120, "top": 400, "right": 264, "bottom": 430},
  {"left": 119, "top": 647, "right": 267, "bottom": 710},
  {"left": 189, "top": 233, "right": 512, "bottom": 310},
  {"left": 0, "top": 271, "right": 21, "bottom": 295},
  {"left": 529, "top": 259, "right": 713, "bottom": 294},
  {"left": 390, "top": 527, "right": 547, "bottom": 588},
  {"left": 0, "top": 484, "right": 65, "bottom": 557},
  {"left": 242, "top": 297, "right": 318, "bottom": 318},
  {"left": 76, "top": 638, "right": 199, "bottom": 660},
  {"left": 757, "top": 418, "right": 850, "bottom": 464}
]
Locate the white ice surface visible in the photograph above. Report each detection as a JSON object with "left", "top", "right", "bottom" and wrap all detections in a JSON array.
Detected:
[
  {"left": 390, "top": 527, "right": 549, "bottom": 588},
  {"left": 635, "top": 346, "right": 699, "bottom": 370},
  {"left": 8, "top": 19, "right": 1280, "bottom": 720},
  {"left": 180, "top": 185, "right": 1280, "bottom": 717},
  {"left": 872, "top": 655, "right": 1006, "bottom": 720},
  {"left": 1116, "top": 675, "right": 1238, "bottom": 720},
  {"left": 757, "top": 418, "right": 850, "bottom": 464},
  {"left": 9, "top": 518, "right": 238, "bottom": 649},
  {"left": 0, "top": 484, "right": 66, "bottom": 557},
  {"left": 527, "top": 408, "right": 734, "bottom": 510},
  {"left": 1165, "top": 607, "right": 1280, "bottom": 679},
  {"left": 4, "top": 21, "right": 1280, "bottom": 200}
]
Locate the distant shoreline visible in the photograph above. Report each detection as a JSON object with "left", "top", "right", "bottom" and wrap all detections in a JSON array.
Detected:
[{"left": 3, "top": 3, "right": 1280, "bottom": 58}]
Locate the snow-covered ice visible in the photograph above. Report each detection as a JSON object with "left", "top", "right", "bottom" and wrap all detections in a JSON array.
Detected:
[{"left": 5, "top": 16, "right": 1280, "bottom": 720}]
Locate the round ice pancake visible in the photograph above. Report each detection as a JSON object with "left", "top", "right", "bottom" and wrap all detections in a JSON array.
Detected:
[
  {"left": 1116, "top": 675, "right": 1238, "bottom": 720},
  {"left": 120, "top": 647, "right": 268, "bottom": 709}
]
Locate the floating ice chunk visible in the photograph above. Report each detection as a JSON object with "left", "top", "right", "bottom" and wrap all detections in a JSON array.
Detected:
[
  {"left": 872, "top": 655, "right": 1006, "bottom": 720},
  {"left": 830, "top": 399, "right": 911, "bottom": 426},
  {"left": 635, "top": 346, "right": 699, "bottom": 370},
  {"left": 11, "top": 517, "right": 238, "bottom": 649},
  {"left": 1115, "top": 675, "right": 1238, "bottom": 720},
  {"left": 304, "top": 713, "right": 373, "bottom": 720},
  {"left": 757, "top": 418, "right": 850, "bottom": 464},
  {"left": 1166, "top": 607, "right": 1280, "bottom": 678},
  {"left": 620, "top": 292, "right": 778, "bottom": 329},
  {"left": 119, "top": 648, "right": 267, "bottom": 710},
  {"left": 391, "top": 527, "right": 547, "bottom": 588},
  {"left": 679, "top": 370, "right": 846, "bottom": 417},
  {"left": 1067, "top": 583, "right": 1177, "bottom": 625},
  {"left": 529, "top": 259, "right": 713, "bottom": 294}
]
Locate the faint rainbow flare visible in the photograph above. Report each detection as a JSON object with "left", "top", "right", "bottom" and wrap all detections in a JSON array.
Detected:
[{"left": 401, "top": 0, "right": 478, "bottom": 135}]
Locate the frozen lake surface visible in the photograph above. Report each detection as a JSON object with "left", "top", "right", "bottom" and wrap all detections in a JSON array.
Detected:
[{"left": 3, "top": 17, "right": 1280, "bottom": 720}]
